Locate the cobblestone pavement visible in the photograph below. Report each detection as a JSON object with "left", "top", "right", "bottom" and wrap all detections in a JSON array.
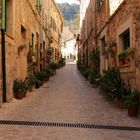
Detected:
[{"left": 0, "top": 63, "right": 140, "bottom": 139}]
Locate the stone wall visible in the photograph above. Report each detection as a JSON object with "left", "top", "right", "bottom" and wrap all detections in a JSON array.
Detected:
[
  {"left": 0, "top": 0, "right": 50, "bottom": 103},
  {"left": 96, "top": 2, "right": 106, "bottom": 36},
  {"left": 96, "top": 0, "right": 140, "bottom": 90},
  {"left": 109, "top": 0, "right": 136, "bottom": 88},
  {"left": 0, "top": 0, "right": 63, "bottom": 103},
  {"left": 0, "top": 0, "right": 1, "bottom": 28}
]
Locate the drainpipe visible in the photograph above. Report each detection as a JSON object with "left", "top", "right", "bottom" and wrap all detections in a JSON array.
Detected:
[{"left": 1, "top": 0, "right": 7, "bottom": 103}]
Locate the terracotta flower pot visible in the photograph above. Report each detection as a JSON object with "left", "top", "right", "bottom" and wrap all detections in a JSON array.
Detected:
[
  {"left": 124, "top": 59, "right": 129, "bottom": 65},
  {"left": 29, "top": 86, "right": 35, "bottom": 92},
  {"left": 45, "top": 77, "right": 49, "bottom": 82},
  {"left": 92, "top": 84, "right": 98, "bottom": 88},
  {"left": 116, "top": 100, "right": 125, "bottom": 109},
  {"left": 128, "top": 107, "right": 138, "bottom": 117},
  {"left": 111, "top": 47, "right": 117, "bottom": 53},
  {"left": 119, "top": 60, "right": 124, "bottom": 66},
  {"left": 16, "top": 92, "right": 26, "bottom": 100}
]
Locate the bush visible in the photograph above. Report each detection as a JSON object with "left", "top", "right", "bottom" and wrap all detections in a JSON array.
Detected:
[
  {"left": 35, "top": 71, "right": 47, "bottom": 81},
  {"left": 48, "top": 63, "right": 58, "bottom": 71},
  {"left": 99, "top": 68, "right": 130, "bottom": 100},
  {"left": 125, "top": 90, "right": 139, "bottom": 108},
  {"left": 26, "top": 75, "right": 37, "bottom": 90},
  {"left": 88, "top": 69, "right": 101, "bottom": 85},
  {"left": 57, "top": 58, "right": 66, "bottom": 68},
  {"left": 43, "top": 67, "right": 55, "bottom": 77},
  {"left": 13, "top": 79, "right": 28, "bottom": 98}
]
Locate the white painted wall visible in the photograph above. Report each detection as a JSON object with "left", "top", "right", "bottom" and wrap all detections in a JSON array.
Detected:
[
  {"left": 61, "top": 38, "right": 77, "bottom": 59},
  {"left": 80, "top": 0, "right": 90, "bottom": 28}
]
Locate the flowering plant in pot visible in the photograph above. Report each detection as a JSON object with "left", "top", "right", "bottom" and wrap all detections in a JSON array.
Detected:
[
  {"left": 125, "top": 90, "right": 139, "bottom": 117},
  {"left": 13, "top": 79, "right": 28, "bottom": 99},
  {"left": 126, "top": 47, "right": 134, "bottom": 56},
  {"left": 118, "top": 51, "right": 129, "bottom": 66}
]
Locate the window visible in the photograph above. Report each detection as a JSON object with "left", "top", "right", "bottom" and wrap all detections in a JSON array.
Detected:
[
  {"left": 21, "top": 25, "right": 26, "bottom": 39},
  {"left": 43, "top": 41, "right": 45, "bottom": 50},
  {"left": 122, "top": 30, "right": 130, "bottom": 50},
  {"left": 35, "top": 0, "right": 41, "bottom": 12},
  {"left": 97, "top": 0, "right": 104, "bottom": 9},
  {"left": 32, "top": 33, "right": 34, "bottom": 48}
]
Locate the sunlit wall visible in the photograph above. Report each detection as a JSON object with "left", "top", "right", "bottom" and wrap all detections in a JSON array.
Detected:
[{"left": 110, "top": 0, "right": 124, "bottom": 15}]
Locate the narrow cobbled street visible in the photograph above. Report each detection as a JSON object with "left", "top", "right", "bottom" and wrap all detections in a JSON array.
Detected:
[{"left": 0, "top": 62, "right": 140, "bottom": 140}]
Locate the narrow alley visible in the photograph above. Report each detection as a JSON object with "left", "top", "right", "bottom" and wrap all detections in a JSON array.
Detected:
[{"left": 0, "top": 63, "right": 139, "bottom": 140}]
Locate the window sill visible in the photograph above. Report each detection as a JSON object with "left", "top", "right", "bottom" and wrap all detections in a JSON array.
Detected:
[{"left": 119, "top": 64, "right": 130, "bottom": 68}]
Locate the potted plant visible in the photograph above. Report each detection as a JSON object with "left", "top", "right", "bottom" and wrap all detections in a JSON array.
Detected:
[
  {"left": 125, "top": 90, "right": 139, "bottom": 117},
  {"left": 118, "top": 52, "right": 125, "bottom": 66},
  {"left": 126, "top": 47, "right": 134, "bottom": 56},
  {"left": 18, "top": 44, "right": 26, "bottom": 54},
  {"left": 35, "top": 79, "right": 42, "bottom": 89},
  {"left": 118, "top": 51, "right": 129, "bottom": 66},
  {"left": 26, "top": 75, "right": 37, "bottom": 92},
  {"left": 13, "top": 79, "right": 28, "bottom": 99},
  {"left": 46, "top": 48, "right": 52, "bottom": 55},
  {"left": 108, "top": 41, "right": 117, "bottom": 57}
]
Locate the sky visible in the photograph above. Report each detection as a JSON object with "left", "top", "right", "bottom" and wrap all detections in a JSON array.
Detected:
[{"left": 55, "top": 0, "right": 79, "bottom": 4}]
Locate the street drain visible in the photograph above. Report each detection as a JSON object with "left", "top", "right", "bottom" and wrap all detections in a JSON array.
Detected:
[{"left": 0, "top": 120, "right": 140, "bottom": 131}]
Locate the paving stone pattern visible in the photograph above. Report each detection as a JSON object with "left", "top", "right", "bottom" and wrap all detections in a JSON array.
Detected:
[{"left": 0, "top": 62, "right": 140, "bottom": 139}]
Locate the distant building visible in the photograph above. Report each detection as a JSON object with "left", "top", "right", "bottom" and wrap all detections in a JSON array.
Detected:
[{"left": 61, "top": 38, "right": 77, "bottom": 59}]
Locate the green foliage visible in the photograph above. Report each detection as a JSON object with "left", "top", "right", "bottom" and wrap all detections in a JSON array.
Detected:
[
  {"left": 48, "top": 63, "right": 58, "bottom": 70},
  {"left": 26, "top": 76, "right": 37, "bottom": 89},
  {"left": 88, "top": 69, "right": 101, "bottom": 85},
  {"left": 57, "top": 58, "right": 66, "bottom": 68},
  {"left": 125, "top": 90, "right": 139, "bottom": 108},
  {"left": 99, "top": 68, "right": 130, "bottom": 100},
  {"left": 90, "top": 48, "right": 100, "bottom": 70},
  {"left": 13, "top": 79, "right": 27, "bottom": 95},
  {"left": 35, "top": 71, "right": 47, "bottom": 81},
  {"left": 118, "top": 48, "right": 134, "bottom": 61},
  {"left": 43, "top": 67, "right": 55, "bottom": 77},
  {"left": 118, "top": 51, "right": 128, "bottom": 61}
]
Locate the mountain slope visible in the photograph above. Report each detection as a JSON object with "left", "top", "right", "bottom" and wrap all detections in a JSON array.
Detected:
[{"left": 57, "top": 3, "right": 80, "bottom": 26}]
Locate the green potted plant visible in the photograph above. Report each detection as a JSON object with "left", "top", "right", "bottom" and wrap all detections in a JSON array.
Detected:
[
  {"left": 26, "top": 75, "right": 37, "bottom": 92},
  {"left": 125, "top": 90, "right": 139, "bottom": 117},
  {"left": 46, "top": 48, "right": 52, "bottom": 55},
  {"left": 118, "top": 51, "right": 129, "bottom": 66},
  {"left": 13, "top": 79, "right": 28, "bottom": 99},
  {"left": 126, "top": 47, "right": 134, "bottom": 56}
]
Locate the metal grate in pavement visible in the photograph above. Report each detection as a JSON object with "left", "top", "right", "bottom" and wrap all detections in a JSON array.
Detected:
[{"left": 0, "top": 120, "right": 140, "bottom": 131}]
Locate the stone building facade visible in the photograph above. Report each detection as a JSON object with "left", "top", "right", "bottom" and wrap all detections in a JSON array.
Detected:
[
  {"left": 79, "top": 0, "right": 96, "bottom": 66},
  {"left": 79, "top": 0, "right": 140, "bottom": 90},
  {"left": 0, "top": 0, "right": 63, "bottom": 105},
  {"left": 50, "top": 0, "right": 63, "bottom": 62}
]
